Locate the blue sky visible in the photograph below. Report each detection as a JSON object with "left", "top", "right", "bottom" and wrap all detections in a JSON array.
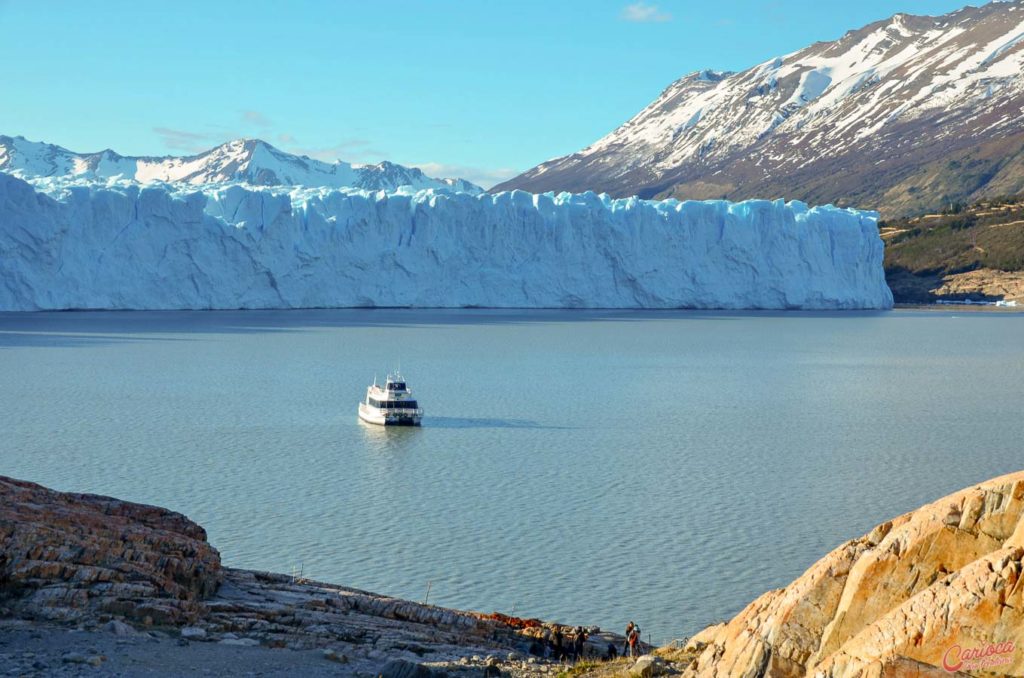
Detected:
[{"left": 1, "top": 0, "right": 973, "bottom": 186}]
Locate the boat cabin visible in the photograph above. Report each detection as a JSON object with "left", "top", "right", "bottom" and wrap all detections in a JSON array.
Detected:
[{"left": 358, "top": 371, "right": 423, "bottom": 426}]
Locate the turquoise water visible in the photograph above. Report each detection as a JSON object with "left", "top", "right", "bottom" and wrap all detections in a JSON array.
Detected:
[{"left": 1, "top": 309, "right": 1022, "bottom": 644}]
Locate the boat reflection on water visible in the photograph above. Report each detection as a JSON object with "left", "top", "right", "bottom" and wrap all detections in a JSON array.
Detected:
[{"left": 357, "top": 415, "right": 422, "bottom": 453}]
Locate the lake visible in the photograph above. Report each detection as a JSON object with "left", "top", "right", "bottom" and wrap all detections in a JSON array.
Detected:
[{"left": 1, "top": 308, "right": 1021, "bottom": 644}]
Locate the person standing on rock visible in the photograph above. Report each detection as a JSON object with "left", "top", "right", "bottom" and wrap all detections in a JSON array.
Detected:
[
  {"left": 623, "top": 621, "right": 635, "bottom": 657},
  {"left": 573, "top": 626, "right": 588, "bottom": 661},
  {"left": 552, "top": 627, "right": 565, "bottom": 661},
  {"left": 628, "top": 625, "right": 640, "bottom": 658}
]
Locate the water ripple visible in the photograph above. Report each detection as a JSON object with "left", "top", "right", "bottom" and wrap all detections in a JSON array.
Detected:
[{"left": 1, "top": 309, "right": 1022, "bottom": 643}]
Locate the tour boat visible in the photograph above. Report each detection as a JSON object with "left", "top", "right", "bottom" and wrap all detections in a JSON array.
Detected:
[{"left": 357, "top": 372, "right": 423, "bottom": 426}]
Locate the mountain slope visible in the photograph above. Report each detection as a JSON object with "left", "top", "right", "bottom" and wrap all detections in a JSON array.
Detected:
[
  {"left": 880, "top": 192, "right": 1024, "bottom": 302},
  {"left": 0, "top": 136, "right": 483, "bottom": 193},
  {"left": 496, "top": 1, "right": 1024, "bottom": 217}
]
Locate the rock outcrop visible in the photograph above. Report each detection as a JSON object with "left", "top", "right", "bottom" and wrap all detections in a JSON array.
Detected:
[
  {"left": 11, "top": 470, "right": 1022, "bottom": 677},
  {"left": 0, "top": 475, "right": 625, "bottom": 676},
  {"left": 677, "top": 471, "right": 1024, "bottom": 677},
  {"left": 0, "top": 476, "right": 221, "bottom": 624}
]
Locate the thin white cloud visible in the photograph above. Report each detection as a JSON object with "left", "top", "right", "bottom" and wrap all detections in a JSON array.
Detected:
[
  {"left": 412, "top": 162, "right": 520, "bottom": 190},
  {"left": 152, "top": 127, "right": 235, "bottom": 153},
  {"left": 621, "top": 2, "right": 672, "bottom": 23},
  {"left": 242, "top": 110, "right": 273, "bottom": 127},
  {"left": 285, "top": 139, "right": 389, "bottom": 164}
]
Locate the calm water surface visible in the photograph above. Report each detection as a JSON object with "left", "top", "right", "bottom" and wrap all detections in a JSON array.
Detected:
[{"left": 1, "top": 309, "right": 1022, "bottom": 643}]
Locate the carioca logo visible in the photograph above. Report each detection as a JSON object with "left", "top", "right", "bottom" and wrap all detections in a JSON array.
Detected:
[{"left": 942, "top": 641, "right": 1015, "bottom": 672}]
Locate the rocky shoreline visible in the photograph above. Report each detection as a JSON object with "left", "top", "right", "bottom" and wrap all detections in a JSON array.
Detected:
[
  {"left": 0, "top": 476, "right": 647, "bottom": 677},
  {"left": 670, "top": 470, "right": 1024, "bottom": 678},
  {"left": 4, "top": 472, "right": 1024, "bottom": 677},
  {"left": 0, "top": 571, "right": 632, "bottom": 678},
  {"left": 887, "top": 267, "right": 1024, "bottom": 305}
]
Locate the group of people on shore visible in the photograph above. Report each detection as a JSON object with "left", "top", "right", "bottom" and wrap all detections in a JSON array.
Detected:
[
  {"left": 528, "top": 625, "right": 590, "bottom": 662},
  {"left": 526, "top": 621, "right": 644, "bottom": 663}
]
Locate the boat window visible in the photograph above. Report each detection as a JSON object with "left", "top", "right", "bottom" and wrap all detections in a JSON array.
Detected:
[
  {"left": 381, "top": 400, "right": 417, "bottom": 409},
  {"left": 388, "top": 382, "right": 406, "bottom": 391},
  {"left": 369, "top": 398, "right": 418, "bottom": 409}
]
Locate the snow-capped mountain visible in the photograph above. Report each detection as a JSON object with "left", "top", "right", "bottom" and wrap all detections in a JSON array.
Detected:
[
  {"left": 496, "top": 1, "right": 1024, "bottom": 216},
  {"left": 0, "top": 136, "right": 483, "bottom": 193}
]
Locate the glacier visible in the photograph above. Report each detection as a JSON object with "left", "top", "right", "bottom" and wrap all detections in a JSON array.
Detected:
[{"left": 0, "top": 172, "right": 893, "bottom": 311}]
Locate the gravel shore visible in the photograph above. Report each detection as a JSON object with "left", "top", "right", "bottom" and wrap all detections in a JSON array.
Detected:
[{"left": 0, "top": 618, "right": 354, "bottom": 677}]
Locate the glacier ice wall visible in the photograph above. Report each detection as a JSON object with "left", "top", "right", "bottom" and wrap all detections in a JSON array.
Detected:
[{"left": 0, "top": 173, "right": 893, "bottom": 310}]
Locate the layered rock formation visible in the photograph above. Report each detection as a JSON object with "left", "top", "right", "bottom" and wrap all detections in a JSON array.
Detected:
[
  {"left": 0, "top": 475, "right": 625, "bottom": 676},
  {"left": 675, "top": 471, "right": 1024, "bottom": 677},
  {"left": 0, "top": 476, "right": 221, "bottom": 624},
  {"left": 885, "top": 268, "right": 1024, "bottom": 306}
]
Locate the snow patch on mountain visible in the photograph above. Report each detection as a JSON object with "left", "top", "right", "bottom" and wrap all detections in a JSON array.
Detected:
[
  {"left": 981, "top": 28, "right": 1024, "bottom": 64},
  {"left": 0, "top": 136, "right": 483, "bottom": 194},
  {"left": 496, "top": 0, "right": 1024, "bottom": 204},
  {"left": 786, "top": 69, "right": 833, "bottom": 107}
]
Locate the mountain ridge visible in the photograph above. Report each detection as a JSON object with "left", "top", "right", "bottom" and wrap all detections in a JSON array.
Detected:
[
  {"left": 0, "top": 135, "right": 483, "bottom": 194},
  {"left": 495, "top": 1, "right": 1024, "bottom": 218}
]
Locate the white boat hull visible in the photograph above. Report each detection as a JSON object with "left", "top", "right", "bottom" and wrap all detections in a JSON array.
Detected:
[{"left": 358, "top": 402, "right": 422, "bottom": 427}]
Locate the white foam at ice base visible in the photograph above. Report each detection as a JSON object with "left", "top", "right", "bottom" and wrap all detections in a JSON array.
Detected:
[
  {"left": 0, "top": 173, "right": 893, "bottom": 311},
  {"left": 936, "top": 299, "right": 1019, "bottom": 307}
]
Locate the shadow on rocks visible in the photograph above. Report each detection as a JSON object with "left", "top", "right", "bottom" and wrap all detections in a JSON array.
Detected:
[{"left": 380, "top": 657, "right": 501, "bottom": 678}]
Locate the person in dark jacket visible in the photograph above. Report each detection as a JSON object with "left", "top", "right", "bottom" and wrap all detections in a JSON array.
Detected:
[
  {"left": 623, "top": 621, "right": 635, "bottom": 657},
  {"left": 552, "top": 627, "right": 565, "bottom": 661},
  {"left": 573, "top": 626, "right": 588, "bottom": 661}
]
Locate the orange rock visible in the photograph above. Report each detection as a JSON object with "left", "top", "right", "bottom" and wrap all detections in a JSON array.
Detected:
[
  {"left": 681, "top": 471, "right": 1024, "bottom": 677},
  {"left": 0, "top": 476, "right": 221, "bottom": 623}
]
